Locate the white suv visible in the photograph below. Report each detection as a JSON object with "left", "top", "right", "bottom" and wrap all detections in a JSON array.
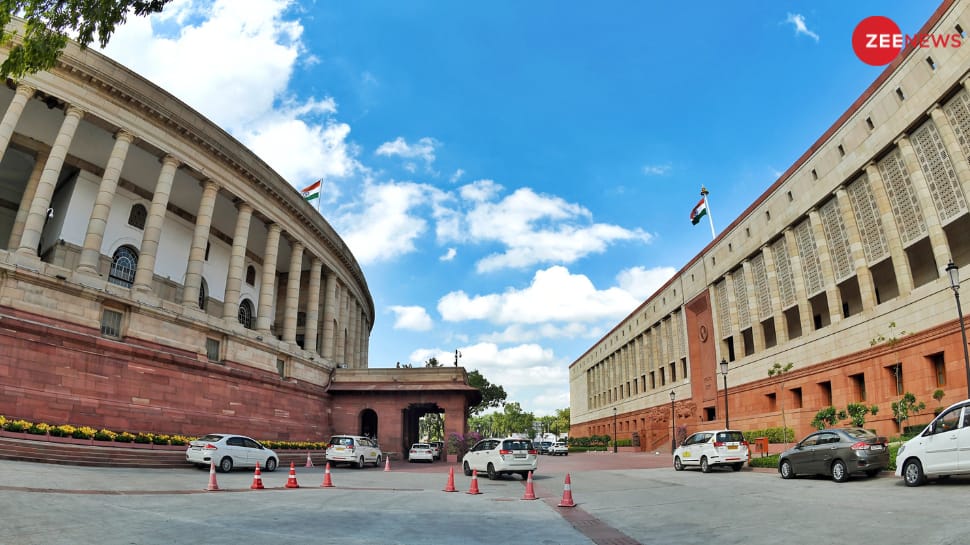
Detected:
[
  {"left": 673, "top": 429, "right": 749, "bottom": 472},
  {"left": 462, "top": 437, "right": 538, "bottom": 480},
  {"left": 896, "top": 399, "right": 970, "bottom": 486},
  {"left": 548, "top": 441, "right": 569, "bottom": 456},
  {"left": 326, "top": 435, "right": 383, "bottom": 469}
]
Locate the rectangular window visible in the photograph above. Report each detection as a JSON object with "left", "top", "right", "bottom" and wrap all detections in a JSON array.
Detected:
[
  {"left": 681, "top": 358, "right": 688, "bottom": 381},
  {"left": 100, "top": 309, "right": 123, "bottom": 338},
  {"left": 887, "top": 363, "right": 903, "bottom": 396},
  {"left": 929, "top": 352, "right": 946, "bottom": 386},
  {"left": 819, "top": 381, "right": 833, "bottom": 406},
  {"left": 849, "top": 373, "right": 866, "bottom": 401},
  {"left": 660, "top": 368, "right": 667, "bottom": 386},
  {"left": 206, "top": 338, "right": 221, "bottom": 362},
  {"left": 650, "top": 371, "right": 656, "bottom": 389},
  {"left": 277, "top": 359, "right": 286, "bottom": 379},
  {"left": 792, "top": 387, "right": 803, "bottom": 409},
  {"left": 669, "top": 363, "right": 677, "bottom": 382}
]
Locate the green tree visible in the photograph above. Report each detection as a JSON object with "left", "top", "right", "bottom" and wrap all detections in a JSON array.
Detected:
[
  {"left": 424, "top": 357, "right": 441, "bottom": 367},
  {"left": 845, "top": 402, "right": 879, "bottom": 427},
  {"left": 493, "top": 402, "right": 533, "bottom": 436},
  {"left": 768, "top": 362, "right": 794, "bottom": 445},
  {"left": 466, "top": 370, "right": 507, "bottom": 416},
  {"left": 811, "top": 406, "right": 845, "bottom": 430},
  {"left": 891, "top": 392, "right": 926, "bottom": 433},
  {"left": 552, "top": 407, "right": 570, "bottom": 437},
  {"left": 0, "top": 1, "right": 173, "bottom": 79}
]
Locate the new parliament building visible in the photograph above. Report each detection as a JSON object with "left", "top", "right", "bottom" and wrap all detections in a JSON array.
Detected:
[{"left": 569, "top": 0, "right": 970, "bottom": 447}]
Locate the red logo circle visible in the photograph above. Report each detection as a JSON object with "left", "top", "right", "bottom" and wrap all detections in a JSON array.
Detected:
[{"left": 852, "top": 16, "right": 903, "bottom": 66}]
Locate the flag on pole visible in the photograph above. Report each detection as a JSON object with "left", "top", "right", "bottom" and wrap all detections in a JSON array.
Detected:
[
  {"left": 690, "top": 198, "right": 708, "bottom": 225},
  {"left": 300, "top": 180, "right": 321, "bottom": 202}
]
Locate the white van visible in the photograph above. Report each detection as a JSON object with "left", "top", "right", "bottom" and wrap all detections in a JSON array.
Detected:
[
  {"left": 895, "top": 399, "right": 970, "bottom": 486},
  {"left": 326, "top": 435, "right": 383, "bottom": 469}
]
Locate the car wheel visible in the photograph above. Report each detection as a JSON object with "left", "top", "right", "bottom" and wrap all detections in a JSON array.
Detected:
[
  {"left": 700, "top": 457, "right": 710, "bottom": 473},
  {"left": 357, "top": 456, "right": 365, "bottom": 469},
  {"left": 831, "top": 459, "right": 849, "bottom": 483},
  {"left": 265, "top": 457, "right": 278, "bottom": 472},
  {"left": 903, "top": 459, "right": 926, "bottom": 487},
  {"left": 674, "top": 456, "right": 684, "bottom": 471},
  {"left": 865, "top": 469, "right": 881, "bottom": 478},
  {"left": 779, "top": 459, "right": 794, "bottom": 479},
  {"left": 219, "top": 456, "right": 233, "bottom": 473},
  {"left": 463, "top": 461, "right": 472, "bottom": 476},
  {"left": 374, "top": 455, "right": 382, "bottom": 468},
  {"left": 486, "top": 463, "right": 498, "bottom": 480},
  {"left": 731, "top": 463, "right": 743, "bottom": 472}
]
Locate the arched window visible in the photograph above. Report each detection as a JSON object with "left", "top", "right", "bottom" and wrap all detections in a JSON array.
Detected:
[
  {"left": 127, "top": 204, "right": 147, "bottom": 229},
  {"left": 246, "top": 265, "right": 256, "bottom": 286},
  {"left": 108, "top": 246, "right": 138, "bottom": 288},
  {"left": 238, "top": 299, "right": 254, "bottom": 329},
  {"left": 198, "top": 277, "right": 208, "bottom": 311}
]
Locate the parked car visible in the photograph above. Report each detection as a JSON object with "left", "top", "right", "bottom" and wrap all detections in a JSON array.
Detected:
[
  {"left": 326, "top": 435, "right": 383, "bottom": 468},
  {"left": 673, "top": 430, "right": 748, "bottom": 472},
  {"left": 537, "top": 441, "right": 553, "bottom": 454},
  {"left": 462, "top": 437, "right": 538, "bottom": 480},
  {"left": 548, "top": 441, "right": 569, "bottom": 456},
  {"left": 185, "top": 433, "right": 278, "bottom": 473},
  {"left": 409, "top": 443, "right": 435, "bottom": 463},
  {"left": 429, "top": 440, "right": 445, "bottom": 460},
  {"left": 896, "top": 399, "right": 970, "bottom": 486},
  {"left": 778, "top": 427, "right": 888, "bottom": 482}
]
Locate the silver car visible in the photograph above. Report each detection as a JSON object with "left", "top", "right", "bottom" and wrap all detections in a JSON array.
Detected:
[
  {"left": 779, "top": 428, "right": 888, "bottom": 482},
  {"left": 185, "top": 433, "right": 279, "bottom": 473}
]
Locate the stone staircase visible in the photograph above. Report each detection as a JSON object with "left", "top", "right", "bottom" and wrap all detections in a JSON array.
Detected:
[{"left": 0, "top": 436, "right": 318, "bottom": 469}]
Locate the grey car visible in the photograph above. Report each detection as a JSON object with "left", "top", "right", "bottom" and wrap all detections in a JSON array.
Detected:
[{"left": 778, "top": 428, "right": 889, "bottom": 482}]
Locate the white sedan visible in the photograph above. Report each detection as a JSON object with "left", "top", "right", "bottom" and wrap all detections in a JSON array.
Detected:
[
  {"left": 185, "top": 433, "right": 279, "bottom": 473},
  {"left": 409, "top": 443, "right": 435, "bottom": 462}
]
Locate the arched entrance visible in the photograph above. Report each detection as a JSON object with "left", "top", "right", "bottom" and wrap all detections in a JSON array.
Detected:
[
  {"left": 403, "top": 402, "right": 443, "bottom": 451},
  {"left": 360, "top": 408, "right": 378, "bottom": 439}
]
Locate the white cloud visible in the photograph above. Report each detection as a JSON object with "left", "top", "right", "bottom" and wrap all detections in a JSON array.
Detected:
[
  {"left": 376, "top": 136, "right": 439, "bottom": 167},
  {"left": 446, "top": 185, "right": 651, "bottom": 272},
  {"left": 450, "top": 169, "right": 465, "bottom": 183},
  {"left": 784, "top": 13, "right": 820, "bottom": 42},
  {"left": 100, "top": 0, "right": 359, "bottom": 187},
  {"left": 642, "top": 164, "right": 671, "bottom": 176},
  {"left": 335, "top": 181, "right": 436, "bottom": 264},
  {"left": 616, "top": 266, "right": 678, "bottom": 301},
  {"left": 389, "top": 305, "right": 433, "bottom": 331},
  {"left": 438, "top": 265, "right": 641, "bottom": 324},
  {"left": 479, "top": 322, "right": 597, "bottom": 344},
  {"left": 440, "top": 248, "right": 457, "bottom": 261}
]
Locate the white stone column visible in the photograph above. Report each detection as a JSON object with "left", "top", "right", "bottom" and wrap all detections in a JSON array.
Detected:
[
  {"left": 762, "top": 244, "right": 789, "bottom": 344},
  {"left": 322, "top": 270, "right": 337, "bottom": 359},
  {"left": 223, "top": 202, "right": 253, "bottom": 321},
  {"left": 835, "top": 187, "right": 877, "bottom": 311},
  {"left": 865, "top": 162, "right": 914, "bottom": 296},
  {"left": 283, "top": 242, "right": 304, "bottom": 344},
  {"left": 133, "top": 155, "right": 179, "bottom": 292},
  {"left": 78, "top": 130, "right": 134, "bottom": 274},
  {"left": 742, "top": 259, "right": 765, "bottom": 352},
  {"left": 0, "top": 84, "right": 35, "bottom": 163},
  {"left": 305, "top": 257, "right": 322, "bottom": 354},
  {"left": 18, "top": 105, "right": 84, "bottom": 256},
  {"left": 809, "top": 208, "right": 843, "bottom": 325},
  {"left": 7, "top": 149, "right": 47, "bottom": 250},
  {"left": 182, "top": 180, "right": 220, "bottom": 307},
  {"left": 256, "top": 224, "right": 282, "bottom": 332},
  {"left": 783, "top": 228, "right": 815, "bottom": 335}
]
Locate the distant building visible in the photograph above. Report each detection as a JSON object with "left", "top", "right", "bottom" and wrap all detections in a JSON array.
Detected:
[{"left": 569, "top": 0, "right": 970, "bottom": 448}]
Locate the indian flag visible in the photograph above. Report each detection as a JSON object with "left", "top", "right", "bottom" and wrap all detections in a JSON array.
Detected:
[
  {"left": 690, "top": 198, "right": 708, "bottom": 225},
  {"left": 301, "top": 180, "right": 321, "bottom": 202}
]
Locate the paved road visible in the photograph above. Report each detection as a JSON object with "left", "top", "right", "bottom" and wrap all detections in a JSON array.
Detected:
[{"left": 1, "top": 452, "right": 967, "bottom": 545}]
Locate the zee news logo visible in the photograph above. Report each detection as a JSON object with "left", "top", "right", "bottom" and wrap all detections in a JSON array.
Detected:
[{"left": 853, "top": 15, "right": 962, "bottom": 66}]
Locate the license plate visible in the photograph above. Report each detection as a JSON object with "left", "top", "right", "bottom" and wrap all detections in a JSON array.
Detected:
[
  {"left": 870, "top": 445, "right": 884, "bottom": 450},
  {"left": 514, "top": 453, "right": 526, "bottom": 458},
  {"left": 727, "top": 445, "right": 738, "bottom": 450}
]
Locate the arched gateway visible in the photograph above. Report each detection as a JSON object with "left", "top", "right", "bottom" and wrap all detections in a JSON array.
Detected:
[{"left": 328, "top": 368, "right": 481, "bottom": 461}]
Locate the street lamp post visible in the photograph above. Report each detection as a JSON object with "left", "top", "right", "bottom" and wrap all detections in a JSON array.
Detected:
[
  {"left": 613, "top": 407, "right": 618, "bottom": 454},
  {"left": 720, "top": 359, "right": 730, "bottom": 429},
  {"left": 946, "top": 261, "right": 970, "bottom": 398},
  {"left": 669, "top": 390, "right": 676, "bottom": 454}
]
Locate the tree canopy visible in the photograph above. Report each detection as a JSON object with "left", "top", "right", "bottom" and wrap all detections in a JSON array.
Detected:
[
  {"left": 0, "top": 1, "right": 172, "bottom": 79},
  {"left": 466, "top": 369, "right": 506, "bottom": 416}
]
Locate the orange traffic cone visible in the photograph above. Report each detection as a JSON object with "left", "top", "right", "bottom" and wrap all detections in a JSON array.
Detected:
[
  {"left": 250, "top": 461, "right": 264, "bottom": 490},
  {"left": 384, "top": 456, "right": 391, "bottom": 472},
  {"left": 443, "top": 467, "right": 457, "bottom": 492},
  {"left": 285, "top": 461, "right": 300, "bottom": 488},
  {"left": 206, "top": 461, "right": 220, "bottom": 491},
  {"left": 466, "top": 469, "right": 482, "bottom": 495},
  {"left": 557, "top": 473, "right": 576, "bottom": 507},
  {"left": 521, "top": 470, "right": 537, "bottom": 500},
  {"left": 321, "top": 462, "right": 335, "bottom": 488},
  {"left": 305, "top": 451, "right": 314, "bottom": 468}
]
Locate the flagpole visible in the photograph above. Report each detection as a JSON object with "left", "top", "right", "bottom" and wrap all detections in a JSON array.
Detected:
[{"left": 701, "top": 186, "right": 715, "bottom": 240}]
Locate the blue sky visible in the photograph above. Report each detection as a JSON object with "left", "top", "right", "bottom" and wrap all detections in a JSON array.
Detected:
[{"left": 100, "top": 1, "right": 941, "bottom": 415}]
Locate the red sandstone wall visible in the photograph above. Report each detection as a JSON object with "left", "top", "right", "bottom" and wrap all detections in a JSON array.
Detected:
[{"left": 0, "top": 308, "right": 331, "bottom": 441}]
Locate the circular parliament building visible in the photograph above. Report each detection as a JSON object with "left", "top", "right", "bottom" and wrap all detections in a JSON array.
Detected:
[{"left": 0, "top": 20, "right": 477, "bottom": 448}]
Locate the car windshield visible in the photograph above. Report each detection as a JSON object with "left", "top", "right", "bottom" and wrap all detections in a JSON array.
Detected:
[
  {"left": 502, "top": 439, "right": 532, "bottom": 450},
  {"left": 330, "top": 437, "right": 354, "bottom": 447},
  {"left": 844, "top": 428, "right": 878, "bottom": 439},
  {"left": 715, "top": 431, "right": 745, "bottom": 443},
  {"left": 413, "top": 444, "right": 430, "bottom": 449},
  {"left": 198, "top": 434, "right": 224, "bottom": 442}
]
